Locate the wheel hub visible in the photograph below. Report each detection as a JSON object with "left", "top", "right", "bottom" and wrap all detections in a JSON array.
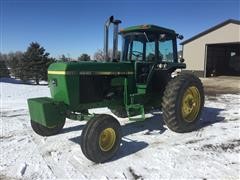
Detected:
[
  {"left": 99, "top": 128, "right": 116, "bottom": 152},
  {"left": 181, "top": 86, "right": 201, "bottom": 122}
]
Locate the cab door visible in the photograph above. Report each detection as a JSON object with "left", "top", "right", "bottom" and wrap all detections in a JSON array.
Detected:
[{"left": 127, "top": 38, "right": 156, "bottom": 86}]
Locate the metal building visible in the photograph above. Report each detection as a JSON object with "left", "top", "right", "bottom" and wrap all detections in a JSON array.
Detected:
[{"left": 181, "top": 19, "right": 240, "bottom": 77}]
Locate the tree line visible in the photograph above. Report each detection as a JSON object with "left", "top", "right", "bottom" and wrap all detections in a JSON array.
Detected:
[{"left": 0, "top": 42, "right": 119, "bottom": 84}]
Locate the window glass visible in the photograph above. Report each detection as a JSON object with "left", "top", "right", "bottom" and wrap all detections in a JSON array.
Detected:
[
  {"left": 123, "top": 33, "right": 156, "bottom": 61},
  {"left": 128, "top": 41, "right": 144, "bottom": 61},
  {"left": 159, "top": 39, "right": 174, "bottom": 62},
  {"left": 146, "top": 41, "right": 155, "bottom": 61}
]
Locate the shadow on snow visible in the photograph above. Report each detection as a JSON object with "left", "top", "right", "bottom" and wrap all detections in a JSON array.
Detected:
[
  {"left": 198, "top": 106, "right": 225, "bottom": 129},
  {"left": 65, "top": 106, "right": 225, "bottom": 162}
]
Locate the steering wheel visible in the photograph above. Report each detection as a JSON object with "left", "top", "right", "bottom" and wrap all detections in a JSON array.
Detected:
[{"left": 132, "top": 51, "right": 143, "bottom": 58}]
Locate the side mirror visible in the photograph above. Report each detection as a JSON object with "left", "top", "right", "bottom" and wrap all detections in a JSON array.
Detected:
[
  {"left": 180, "top": 58, "right": 185, "bottom": 63},
  {"left": 177, "top": 34, "right": 184, "bottom": 40}
]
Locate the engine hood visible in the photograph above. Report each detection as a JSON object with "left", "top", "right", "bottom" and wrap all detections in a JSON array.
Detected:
[{"left": 48, "top": 61, "right": 134, "bottom": 75}]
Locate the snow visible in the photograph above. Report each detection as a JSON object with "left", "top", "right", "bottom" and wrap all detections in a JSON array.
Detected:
[{"left": 1, "top": 78, "right": 240, "bottom": 179}]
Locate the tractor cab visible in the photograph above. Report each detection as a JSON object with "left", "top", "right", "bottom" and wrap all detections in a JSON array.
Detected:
[
  {"left": 119, "top": 25, "right": 185, "bottom": 89},
  {"left": 120, "top": 25, "right": 178, "bottom": 63}
]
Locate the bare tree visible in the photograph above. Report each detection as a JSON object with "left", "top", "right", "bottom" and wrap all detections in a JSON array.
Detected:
[
  {"left": 93, "top": 49, "right": 121, "bottom": 62},
  {"left": 93, "top": 49, "right": 105, "bottom": 61},
  {"left": 59, "top": 54, "right": 71, "bottom": 62}
]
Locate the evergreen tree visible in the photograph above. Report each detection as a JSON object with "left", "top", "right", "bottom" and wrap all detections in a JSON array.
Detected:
[
  {"left": 5, "top": 52, "right": 24, "bottom": 79},
  {"left": 78, "top": 53, "right": 91, "bottom": 61},
  {"left": 21, "top": 42, "right": 52, "bottom": 84},
  {"left": 0, "top": 59, "right": 10, "bottom": 78}
]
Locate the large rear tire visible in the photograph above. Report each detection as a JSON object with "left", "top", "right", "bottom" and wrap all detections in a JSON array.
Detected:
[
  {"left": 31, "top": 120, "right": 65, "bottom": 136},
  {"left": 161, "top": 73, "right": 204, "bottom": 133},
  {"left": 80, "top": 114, "right": 121, "bottom": 163}
]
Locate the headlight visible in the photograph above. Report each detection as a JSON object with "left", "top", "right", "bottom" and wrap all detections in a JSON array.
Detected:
[
  {"left": 51, "top": 79, "right": 57, "bottom": 86},
  {"left": 158, "top": 64, "right": 164, "bottom": 69}
]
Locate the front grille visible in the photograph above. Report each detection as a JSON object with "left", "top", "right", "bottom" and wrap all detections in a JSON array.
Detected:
[{"left": 79, "top": 76, "right": 111, "bottom": 103}]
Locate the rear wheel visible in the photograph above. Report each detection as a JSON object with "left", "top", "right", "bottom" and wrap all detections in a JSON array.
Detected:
[
  {"left": 31, "top": 119, "right": 65, "bottom": 136},
  {"left": 80, "top": 114, "right": 121, "bottom": 163},
  {"left": 161, "top": 73, "right": 204, "bottom": 133}
]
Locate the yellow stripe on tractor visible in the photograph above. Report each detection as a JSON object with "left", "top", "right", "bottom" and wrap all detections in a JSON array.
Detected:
[
  {"left": 48, "top": 71, "right": 133, "bottom": 75},
  {"left": 48, "top": 71, "right": 66, "bottom": 75}
]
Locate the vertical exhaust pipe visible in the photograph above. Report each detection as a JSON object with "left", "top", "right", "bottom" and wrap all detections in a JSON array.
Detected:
[
  {"left": 112, "top": 19, "right": 121, "bottom": 62},
  {"left": 104, "top": 16, "right": 121, "bottom": 62},
  {"left": 104, "top": 16, "right": 114, "bottom": 61}
]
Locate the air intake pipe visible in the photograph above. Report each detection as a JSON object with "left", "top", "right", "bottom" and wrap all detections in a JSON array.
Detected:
[{"left": 103, "top": 16, "right": 121, "bottom": 62}]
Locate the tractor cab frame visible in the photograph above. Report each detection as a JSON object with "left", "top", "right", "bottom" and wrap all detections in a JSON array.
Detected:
[
  {"left": 119, "top": 25, "right": 185, "bottom": 100},
  {"left": 121, "top": 27, "right": 178, "bottom": 63}
]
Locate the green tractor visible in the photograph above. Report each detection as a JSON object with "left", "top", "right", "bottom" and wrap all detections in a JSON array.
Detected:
[{"left": 28, "top": 16, "right": 204, "bottom": 163}]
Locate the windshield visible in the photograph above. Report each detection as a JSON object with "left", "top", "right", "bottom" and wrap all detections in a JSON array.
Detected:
[
  {"left": 121, "top": 32, "right": 176, "bottom": 62},
  {"left": 122, "top": 32, "right": 156, "bottom": 61}
]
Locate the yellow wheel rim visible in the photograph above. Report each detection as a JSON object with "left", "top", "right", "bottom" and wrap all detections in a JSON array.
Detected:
[
  {"left": 181, "top": 86, "right": 201, "bottom": 122},
  {"left": 99, "top": 128, "right": 116, "bottom": 152}
]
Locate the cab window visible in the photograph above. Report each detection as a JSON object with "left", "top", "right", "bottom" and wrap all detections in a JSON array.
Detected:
[
  {"left": 122, "top": 33, "right": 156, "bottom": 61},
  {"left": 159, "top": 38, "right": 174, "bottom": 62},
  {"left": 146, "top": 41, "right": 155, "bottom": 61},
  {"left": 128, "top": 40, "right": 144, "bottom": 61}
]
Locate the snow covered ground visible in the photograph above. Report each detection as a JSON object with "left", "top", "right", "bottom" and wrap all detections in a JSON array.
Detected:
[{"left": 1, "top": 78, "right": 240, "bottom": 179}]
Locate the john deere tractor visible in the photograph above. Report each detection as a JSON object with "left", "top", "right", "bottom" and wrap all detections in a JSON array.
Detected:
[{"left": 28, "top": 16, "right": 204, "bottom": 163}]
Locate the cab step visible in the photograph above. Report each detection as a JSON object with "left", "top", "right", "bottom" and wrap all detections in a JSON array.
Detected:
[
  {"left": 136, "top": 84, "right": 147, "bottom": 94},
  {"left": 126, "top": 104, "right": 145, "bottom": 121},
  {"left": 130, "top": 84, "right": 147, "bottom": 104}
]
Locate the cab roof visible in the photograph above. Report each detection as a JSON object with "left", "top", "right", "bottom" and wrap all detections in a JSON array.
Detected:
[{"left": 120, "top": 24, "right": 176, "bottom": 35}]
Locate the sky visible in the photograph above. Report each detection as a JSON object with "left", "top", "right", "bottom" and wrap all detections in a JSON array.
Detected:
[{"left": 0, "top": 0, "right": 239, "bottom": 59}]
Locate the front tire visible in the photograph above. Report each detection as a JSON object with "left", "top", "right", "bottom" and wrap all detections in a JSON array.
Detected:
[
  {"left": 31, "top": 119, "right": 65, "bottom": 136},
  {"left": 80, "top": 114, "right": 121, "bottom": 163},
  {"left": 161, "top": 73, "right": 204, "bottom": 133}
]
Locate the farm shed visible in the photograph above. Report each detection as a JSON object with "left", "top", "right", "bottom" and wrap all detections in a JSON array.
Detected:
[{"left": 181, "top": 19, "right": 240, "bottom": 77}]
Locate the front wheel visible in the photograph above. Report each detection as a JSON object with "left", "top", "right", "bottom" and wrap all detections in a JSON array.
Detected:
[
  {"left": 161, "top": 73, "right": 204, "bottom": 133},
  {"left": 80, "top": 114, "right": 121, "bottom": 163}
]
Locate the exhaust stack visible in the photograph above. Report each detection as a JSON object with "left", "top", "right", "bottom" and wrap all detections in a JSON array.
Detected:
[
  {"left": 112, "top": 19, "right": 122, "bottom": 61},
  {"left": 103, "top": 16, "right": 121, "bottom": 62},
  {"left": 104, "top": 16, "right": 114, "bottom": 61}
]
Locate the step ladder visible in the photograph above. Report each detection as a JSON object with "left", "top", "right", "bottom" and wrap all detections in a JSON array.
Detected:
[{"left": 126, "top": 84, "right": 146, "bottom": 121}]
